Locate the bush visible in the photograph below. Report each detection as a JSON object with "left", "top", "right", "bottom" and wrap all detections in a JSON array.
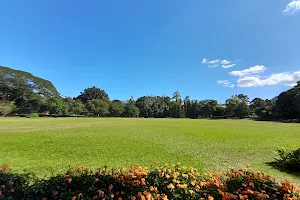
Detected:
[
  {"left": 276, "top": 148, "right": 300, "bottom": 171},
  {"left": 26, "top": 113, "right": 39, "bottom": 118},
  {"left": 1, "top": 163, "right": 299, "bottom": 199}
]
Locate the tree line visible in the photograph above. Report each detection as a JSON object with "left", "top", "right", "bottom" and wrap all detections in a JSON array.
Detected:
[{"left": 1, "top": 66, "right": 299, "bottom": 120}]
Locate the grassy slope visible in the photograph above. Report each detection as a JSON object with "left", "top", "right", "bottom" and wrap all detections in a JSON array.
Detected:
[{"left": 0, "top": 117, "right": 299, "bottom": 184}]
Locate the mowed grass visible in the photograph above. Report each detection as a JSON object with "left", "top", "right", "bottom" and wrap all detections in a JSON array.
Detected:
[{"left": 0, "top": 117, "right": 299, "bottom": 184}]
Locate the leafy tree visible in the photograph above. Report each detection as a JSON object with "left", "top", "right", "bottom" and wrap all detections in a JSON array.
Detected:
[
  {"left": 183, "top": 96, "right": 192, "bottom": 118},
  {"left": 225, "top": 95, "right": 250, "bottom": 118},
  {"left": 172, "top": 91, "right": 181, "bottom": 102},
  {"left": 124, "top": 103, "right": 140, "bottom": 117},
  {"left": 0, "top": 101, "right": 16, "bottom": 116},
  {"left": 76, "top": 86, "right": 109, "bottom": 103},
  {"left": 86, "top": 99, "right": 110, "bottom": 117},
  {"left": 237, "top": 94, "right": 249, "bottom": 103},
  {"left": 0, "top": 66, "right": 59, "bottom": 99},
  {"left": 213, "top": 105, "right": 225, "bottom": 117},
  {"left": 47, "top": 97, "right": 69, "bottom": 116},
  {"left": 0, "top": 66, "right": 59, "bottom": 114},
  {"left": 71, "top": 100, "right": 85, "bottom": 116},
  {"left": 109, "top": 100, "right": 125, "bottom": 117},
  {"left": 250, "top": 98, "right": 266, "bottom": 112},
  {"left": 199, "top": 100, "right": 218, "bottom": 118},
  {"left": 123, "top": 97, "right": 140, "bottom": 117},
  {"left": 169, "top": 91, "right": 183, "bottom": 118},
  {"left": 249, "top": 98, "right": 274, "bottom": 119},
  {"left": 276, "top": 81, "right": 300, "bottom": 119},
  {"left": 136, "top": 96, "right": 169, "bottom": 118}
]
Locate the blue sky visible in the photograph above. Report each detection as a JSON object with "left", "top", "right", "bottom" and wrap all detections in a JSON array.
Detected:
[{"left": 1, "top": 0, "right": 300, "bottom": 103}]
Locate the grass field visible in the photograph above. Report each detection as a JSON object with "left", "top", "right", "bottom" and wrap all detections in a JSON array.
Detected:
[{"left": 0, "top": 117, "right": 299, "bottom": 184}]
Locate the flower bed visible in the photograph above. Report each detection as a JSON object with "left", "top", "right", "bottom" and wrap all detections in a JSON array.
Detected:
[{"left": 1, "top": 163, "right": 299, "bottom": 199}]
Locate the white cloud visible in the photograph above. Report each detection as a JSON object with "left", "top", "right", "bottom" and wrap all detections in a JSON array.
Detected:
[
  {"left": 221, "top": 60, "right": 231, "bottom": 65},
  {"left": 217, "top": 80, "right": 235, "bottom": 87},
  {"left": 202, "top": 58, "right": 238, "bottom": 68},
  {"left": 283, "top": 0, "right": 300, "bottom": 14},
  {"left": 222, "top": 64, "right": 236, "bottom": 69},
  {"left": 229, "top": 65, "right": 266, "bottom": 76},
  {"left": 202, "top": 58, "right": 208, "bottom": 64},
  {"left": 207, "top": 59, "right": 220, "bottom": 64},
  {"left": 202, "top": 58, "right": 220, "bottom": 64},
  {"left": 237, "top": 71, "right": 300, "bottom": 87}
]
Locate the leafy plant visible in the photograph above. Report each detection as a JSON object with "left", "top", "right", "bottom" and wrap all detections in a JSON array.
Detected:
[
  {"left": 26, "top": 113, "right": 39, "bottom": 118},
  {"left": 276, "top": 148, "right": 300, "bottom": 171}
]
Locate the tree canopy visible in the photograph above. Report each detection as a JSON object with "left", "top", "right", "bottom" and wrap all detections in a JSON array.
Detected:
[{"left": 1, "top": 66, "right": 299, "bottom": 121}]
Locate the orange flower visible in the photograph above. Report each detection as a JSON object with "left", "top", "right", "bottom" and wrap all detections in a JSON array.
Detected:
[
  {"left": 182, "top": 174, "right": 189, "bottom": 179},
  {"left": 188, "top": 190, "right": 194, "bottom": 195},
  {"left": 208, "top": 195, "right": 214, "bottom": 200},
  {"left": 178, "top": 184, "right": 188, "bottom": 189},
  {"left": 167, "top": 183, "right": 175, "bottom": 190},
  {"left": 141, "top": 178, "right": 146, "bottom": 186},
  {"left": 190, "top": 181, "right": 196, "bottom": 186}
]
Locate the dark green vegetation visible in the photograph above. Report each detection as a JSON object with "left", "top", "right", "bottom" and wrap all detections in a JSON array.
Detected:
[
  {"left": 1, "top": 163, "right": 299, "bottom": 199},
  {"left": 274, "top": 148, "right": 300, "bottom": 172},
  {"left": 1, "top": 66, "right": 300, "bottom": 120},
  {"left": 0, "top": 118, "right": 300, "bottom": 185}
]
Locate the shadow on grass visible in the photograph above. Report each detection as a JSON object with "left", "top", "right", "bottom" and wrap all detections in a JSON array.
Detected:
[{"left": 267, "top": 162, "right": 300, "bottom": 178}]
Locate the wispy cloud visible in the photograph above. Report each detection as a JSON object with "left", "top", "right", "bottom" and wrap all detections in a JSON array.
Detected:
[
  {"left": 217, "top": 80, "right": 235, "bottom": 88},
  {"left": 202, "top": 58, "right": 220, "bottom": 64},
  {"left": 236, "top": 71, "right": 300, "bottom": 87},
  {"left": 221, "top": 60, "right": 231, "bottom": 65},
  {"left": 229, "top": 65, "right": 266, "bottom": 76},
  {"left": 222, "top": 64, "right": 236, "bottom": 69},
  {"left": 202, "top": 58, "right": 238, "bottom": 68}
]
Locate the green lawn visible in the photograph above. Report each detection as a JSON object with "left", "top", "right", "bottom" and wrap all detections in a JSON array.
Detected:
[{"left": 0, "top": 117, "right": 299, "bottom": 184}]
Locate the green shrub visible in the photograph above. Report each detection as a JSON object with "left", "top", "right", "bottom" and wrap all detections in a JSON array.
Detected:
[
  {"left": 1, "top": 164, "right": 299, "bottom": 199},
  {"left": 276, "top": 148, "right": 300, "bottom": 171},
  {"left": 26, "top": 113, "right": 39, "bottom": 118}
]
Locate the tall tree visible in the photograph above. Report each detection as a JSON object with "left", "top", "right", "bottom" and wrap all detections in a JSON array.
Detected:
[
  {"left": 76, "top": 86, "right": 109, "bottom": 104},
  {"left": 109, "top": 100, "right": 125, "bottom": 117},
  {"left": 276, "top": 81, "right": 300, "bottom": 119},
  {"left": 225, "top": 95, "right": 250, "bottom": 118},
  {"left": 0, "top": 66, "right": 59, "bottom": 114}
]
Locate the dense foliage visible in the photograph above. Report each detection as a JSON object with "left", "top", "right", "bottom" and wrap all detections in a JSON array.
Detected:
[
  {"left": 275, "top": 148, "right": 300, "bottom": 172},
  {"left": 1, "top": 163, "right": 299, "bottom": 200},
  {"left": 0, "top": 66, "right": 299, "bottom": 120}
]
